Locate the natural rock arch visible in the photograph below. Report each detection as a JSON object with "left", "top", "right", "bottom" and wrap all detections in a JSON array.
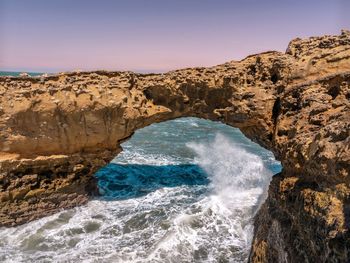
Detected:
[{"left": 0, "top": 31, "right": 349, "bottom": 262}]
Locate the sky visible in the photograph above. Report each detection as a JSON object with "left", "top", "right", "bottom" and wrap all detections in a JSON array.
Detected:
[{"left": 0, "top": 0, "right": 349, "bottom": 73}]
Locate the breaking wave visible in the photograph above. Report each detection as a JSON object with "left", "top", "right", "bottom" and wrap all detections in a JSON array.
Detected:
[{"left": 0, "top": 118, "right": 280, "bottom": 263}]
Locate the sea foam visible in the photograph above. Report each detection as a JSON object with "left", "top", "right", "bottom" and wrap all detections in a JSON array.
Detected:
[{"left": 0, "top": 118, "right": 279, "bottom": 263}]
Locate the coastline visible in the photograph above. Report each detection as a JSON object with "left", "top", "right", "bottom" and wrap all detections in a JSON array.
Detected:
[{"left": 0, "top": 30, "right": 349, "bottom": 262}]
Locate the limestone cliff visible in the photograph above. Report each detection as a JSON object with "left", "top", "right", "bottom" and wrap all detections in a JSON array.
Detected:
[{"left": 0, "top": 30, "right": 349, "bottom": 262}]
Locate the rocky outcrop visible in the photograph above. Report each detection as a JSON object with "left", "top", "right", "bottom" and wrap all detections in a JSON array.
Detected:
[{"left": 0, "top": 30, "right": 349, "bottom": 262}]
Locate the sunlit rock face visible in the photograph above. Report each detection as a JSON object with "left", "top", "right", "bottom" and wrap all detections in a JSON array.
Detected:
[{"left": 0, "top": 30, "right": 350, "bottom": 262}]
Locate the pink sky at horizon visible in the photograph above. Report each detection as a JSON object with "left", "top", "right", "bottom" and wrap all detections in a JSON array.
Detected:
[{"left": 0, "top": 0, "right": 349, "bottom": 73}]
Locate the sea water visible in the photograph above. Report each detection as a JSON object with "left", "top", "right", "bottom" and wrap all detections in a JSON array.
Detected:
[
  {"left": 0, "top": 117, "right": 281, "bottom": 263},
  {"left": 0, "top": 71, "right": 43, "bottom": 77}
]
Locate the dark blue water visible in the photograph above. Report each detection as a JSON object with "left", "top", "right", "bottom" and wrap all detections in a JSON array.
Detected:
[
  {"left": 0, "top": 117, "right": 281, "bottom": 263},
  {"left": 97, "top": 164, "right": 209, "bottom": 200}
]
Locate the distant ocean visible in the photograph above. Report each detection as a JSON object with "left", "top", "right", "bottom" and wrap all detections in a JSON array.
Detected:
[{"left": 0, "top": 71, "right": 42, "bottom": 77}]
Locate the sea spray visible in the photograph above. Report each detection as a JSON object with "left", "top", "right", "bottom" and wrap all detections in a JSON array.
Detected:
[
  {"left": 188, "top": 133, "right": 272, "bottom": 215},
  {"left": 186, "top": 133, "right": 273, "bottom": 261},
  {"left": 145, "top": 134, "right": 273, "bottom": 262},
  {"left": 0, "top": 118, "right": 280, "bottom": 263}
]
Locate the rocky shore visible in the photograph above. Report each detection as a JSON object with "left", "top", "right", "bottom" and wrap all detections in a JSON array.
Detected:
[{"left": 0, "top": 31, "right": 349, "bottom": 262}]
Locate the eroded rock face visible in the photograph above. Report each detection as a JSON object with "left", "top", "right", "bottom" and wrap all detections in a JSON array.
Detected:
[{"left": 0, "top": 31, "right": 349, "bottom": 262}]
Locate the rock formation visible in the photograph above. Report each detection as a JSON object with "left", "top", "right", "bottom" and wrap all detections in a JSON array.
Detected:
[{"left": 0, "top": 30, "right": 349, "bottom": 262}]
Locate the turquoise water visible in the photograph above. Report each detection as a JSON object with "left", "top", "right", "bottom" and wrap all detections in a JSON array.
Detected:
[
  {"left": 0, "top": 71, "right": 42, "bottom": 77},
  {"left": 0, "top": 118, "right": 281, "bottom": 263}
]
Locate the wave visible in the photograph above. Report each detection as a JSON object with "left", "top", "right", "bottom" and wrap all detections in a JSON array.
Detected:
[{"left": 0, "top": 120, "right": 277, "bottom": 263}]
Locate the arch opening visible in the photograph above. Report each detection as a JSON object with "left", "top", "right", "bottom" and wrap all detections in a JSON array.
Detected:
[
  {"left": 0, "top": 117, "right": 280, "bottom": 262},
  {"left": 93, "top": 117, "right": 281, "bottom": 262}
]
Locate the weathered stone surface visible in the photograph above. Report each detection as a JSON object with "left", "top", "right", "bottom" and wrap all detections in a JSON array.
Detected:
[{"left": 0, "top": 31, "right": 349, "bottom": 262}]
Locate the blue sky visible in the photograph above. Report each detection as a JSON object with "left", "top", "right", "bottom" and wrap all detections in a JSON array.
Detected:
[{"left": 0, "top": 0, "right": 349, "bottom": 72}]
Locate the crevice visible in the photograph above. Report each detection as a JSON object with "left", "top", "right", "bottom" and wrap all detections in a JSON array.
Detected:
[
  {"left": 143, "top": 89, "right": 152, "bottom": 100},
  {"left": 272, "top": 97, "right": 281, "bottom": 125},
  {"left": 327, "top": 85, "right": 340, "bottom": 99},
  {"left": 271, "top": 73, "right": 279, "bottom": 84}
]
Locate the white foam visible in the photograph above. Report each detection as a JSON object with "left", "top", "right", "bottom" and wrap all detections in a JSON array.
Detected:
[
  {"left": 112, "top": 149, "right": 187, "bottom": 166},
  {"left": 144, "top": 134, "right": 272, "bottom": 262},
  {"left": 0, "top": 133, "right": 273, "bottom": 263}
]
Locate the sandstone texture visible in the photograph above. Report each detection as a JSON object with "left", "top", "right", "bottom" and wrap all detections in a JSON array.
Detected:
[{"left": 0, "top": 31, "right": 349, "bottom": 262}]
